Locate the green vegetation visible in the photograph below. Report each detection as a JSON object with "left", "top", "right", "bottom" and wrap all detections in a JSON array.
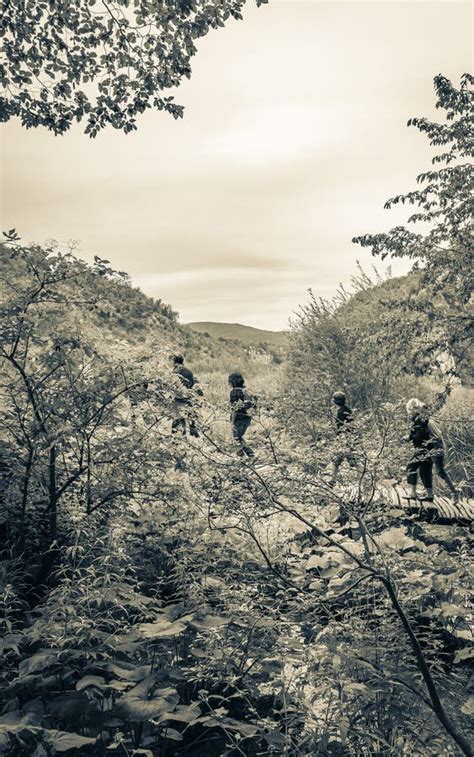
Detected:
[{"left": 0, "top": 76, "right": 473, "bottom": 756}]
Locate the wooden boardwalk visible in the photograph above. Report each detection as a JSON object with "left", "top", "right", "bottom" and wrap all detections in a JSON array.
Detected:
[{"left": 373, "top": 483, "right": 474, "bottom": 523}]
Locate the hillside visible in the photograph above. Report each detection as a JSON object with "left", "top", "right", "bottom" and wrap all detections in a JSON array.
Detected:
[{"left": 185, "top": 321, "right": 289, "bottom": 349}]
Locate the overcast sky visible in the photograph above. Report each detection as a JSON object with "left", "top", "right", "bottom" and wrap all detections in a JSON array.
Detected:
[{"left": 1, "top": 1, "right": 472, "bottom": 329}]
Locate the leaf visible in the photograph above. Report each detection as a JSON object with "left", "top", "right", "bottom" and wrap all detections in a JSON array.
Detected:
[
  {"left": 189, "top": 646, "right": 207, "bottom": 658},
  {"left": 0, "top": 724, "right": 43, "bottom": 753},
  {"left": 154, "top": 703, "right": 201, "bottom": 725},
  {"left": 377, "top": 527, "right": 422, "bottom": 552},
  {"left": 139, "top": 619, "right": 187, "bottom": 639},
  {"left": 76, "top": 675, "right": 107, "bottom": 691},
  {"left": 339, "top": 715, "right": 350, "bottom": 744},
  {"left": 264, "top": 731, "right": 287, "bottom": 748},
  {"left": 20, "top": 699, "right": 44, "bottom": 726},
  {"left": 0, "top": 732, "right": 10, "bottom": 751},
  {"left": 332, "top": 654, "right": 342, "bottom": 672},
  {"left": 46, "top": 730, "right": 96, "bottom": 753},
  {"left": 202, "top": 716, "right": 258, "bottom": 737},
  {"left": 106, "top": 662, "right": 152, "bottom": 681},
  {"left": 461, "top": 696, "right": 474, "bottom": 716},
  {"left": 47, "top": 692, "right": 97, "bottom": 723},
  {"left": 162, "top": 728, "right": 183, "bottom": 741},
  {"left": 405, "top": 569, "right": 430, "bottom": 584},
  {"left": 320, "top": 565, "right": 344, "bottom": 579},
  {"left": 280, "top": 637, "right": 305, "bottom": 652},
  {"left": 344, "top": 682, "right": 369, "bottom": 695},
  {"left": 253, "top": 618, "right": 277, "bottom": 628},
  {"left": 189, "top": 615, "right": 230, "bottom": 631},
  {"left": 204, "top": 576, "right": 226, "bottom": 589},
  {"left": 115, "top": 678, "right": 179, "bottom": 722},
  {"left": 0, "top": 699, "right": 44, "bottom": 734},
  {"left": 305, "top": 551, "right": 344, "bottom": 571},
  {"left": 0, "top": 633, "right": 22, "bottom": 656},
  {"left": 19, "top": 651, "right": 59, "bottom": 677},
  {"left": 454, "top": 647, "right": 474, "bottom": 664},
  {"left": 305, "top": 554, "right": 325, "bottom": 570},
  {"left": 439, "top": 602, "right": 468, "bottom": 619},
  {"left": 113, "top": 632, "right": 143, "bottom": 655},
  {"left": 0, "top": 711, "right": 22, "bottom": 726}
]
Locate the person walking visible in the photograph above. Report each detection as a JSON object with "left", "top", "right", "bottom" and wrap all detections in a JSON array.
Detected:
[
  {"left": 329, "top": 391, "right": 357, "bottom": 485},
  {"left": 170, "top": 354, "right": 201, "bottom": 437},
  {"left": 404, "top": 398, "right": 457, "bottom": 502},
  {"left": 228, "top": 372, "right": 256, "bottom": 458}
]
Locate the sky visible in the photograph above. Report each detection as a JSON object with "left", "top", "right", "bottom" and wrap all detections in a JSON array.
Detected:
[{"left": 1, "top": 1, "right": 472, "bottom": 330}]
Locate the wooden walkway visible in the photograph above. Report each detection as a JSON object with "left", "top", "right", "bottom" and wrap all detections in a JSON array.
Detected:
[{"left": 372, "top": 483, "right": 474, "bottom": 524}]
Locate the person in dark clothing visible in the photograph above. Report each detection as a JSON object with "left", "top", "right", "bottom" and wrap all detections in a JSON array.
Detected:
[
  {"left": 334, "top": 391, "right": 353, "bottom": 432},
  {"left": 330, "top": 391, "right": 357, "bottom": 485},
  {"left": 170, "top": 354, "right": 201, "bottom": 437},
  {"left": 404, "top": 398, "right": 457, "bottom": 501},
  {"left": 228, "top": 372, "right": 255, "bottom": 458}
]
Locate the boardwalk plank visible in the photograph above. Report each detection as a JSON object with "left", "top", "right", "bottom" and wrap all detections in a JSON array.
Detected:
[{"left": 374, "top": 485, "right": 473, "bottom": 523}]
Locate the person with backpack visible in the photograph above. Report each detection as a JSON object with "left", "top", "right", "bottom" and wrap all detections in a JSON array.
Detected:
[
  {"left": 329, "top": 391, "right": 357, "bottom": 485},
  {"left": 228, "top": 372, "right": 256, "bottom": 458},
  {"left": 170, "top": 354, "right": 202, "bottom": 437},
  {"left": 403, "top": 398, "right": 457, "bottom": 502}
]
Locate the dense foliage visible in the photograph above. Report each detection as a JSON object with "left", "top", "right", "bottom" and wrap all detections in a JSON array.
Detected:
[
  {"left": 353, "top": 74, "right": 473, "bottom": 380},
  {"left": 1, "top": 235, "right": 473, "bottom": 757},
  {"left": 0, "top": 234, "right": 182, "bottom": 547},
  {"left": 1, "top": 0, "right": 268, "bottom": 135},
  {"left": 285, "top": 268, "right": 401, "bottom": 435}
]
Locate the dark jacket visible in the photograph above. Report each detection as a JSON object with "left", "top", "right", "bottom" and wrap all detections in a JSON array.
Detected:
[
  {"left": 230, "top": 387, "right": 252, "bottom": 421},
  {"left": 409, "top": 414, "right": 443, "bottom": 451},
  {"left": 335, "top": 404, "right": 353, "bottom": 434},
  {"left": 174, "top": 366, "right": 195, "bottom": 403}
]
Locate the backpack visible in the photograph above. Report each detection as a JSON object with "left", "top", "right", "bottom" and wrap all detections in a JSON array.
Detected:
[
  {"left": 176, "top": 366, "right": 195, "bottom": 390},
  {"left": 242, "top": 390, "right": 258, "bottom": 416}
]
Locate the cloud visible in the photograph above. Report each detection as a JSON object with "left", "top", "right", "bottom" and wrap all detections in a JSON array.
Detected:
[
  {"left": 133, "top": 264, "right": 365, "bottom": 330},
  {"left": 2, "top": 0, "right": 471, "bottom": 329}
]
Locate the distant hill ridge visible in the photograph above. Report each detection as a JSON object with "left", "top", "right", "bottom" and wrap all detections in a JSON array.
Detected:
[{"left": 185, "top": 321, "right": 289, "bottom": 348}]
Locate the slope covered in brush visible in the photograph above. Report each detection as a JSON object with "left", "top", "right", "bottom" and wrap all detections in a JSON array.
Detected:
[{"left": 186, "top": 321, "right": 289, "bottom": 349}]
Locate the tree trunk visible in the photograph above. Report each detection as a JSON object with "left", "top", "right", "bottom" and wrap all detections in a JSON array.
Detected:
[
  {"left": 383, "top": 577, "right": 472, "bottom": 757},
  {"left": 48, "top": 444, "right": 57, "bottom": 540},
  {"left": 19, "top": 446, "right": 34, "bottom": 549},
  {"left": 86, "top": 437, "right": 92, "bottom": 515}
]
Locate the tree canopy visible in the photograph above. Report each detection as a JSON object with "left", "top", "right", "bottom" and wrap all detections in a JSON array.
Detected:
[{"left": 0, "top": 0, "right": 267, "bottom": 136}]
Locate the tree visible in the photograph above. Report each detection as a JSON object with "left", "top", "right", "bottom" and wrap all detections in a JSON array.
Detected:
[
  {"left": 284, "top": 267, "right": 418, "bottom": 442},
  {"left": 0, "top": 0, "right": 268, "bottom": 136},
  {"left": 0, "top": 234, "right": 179, "bottom": 547},
  {"left": 353, "top": 74, "right": 473, "bottom": 381}
]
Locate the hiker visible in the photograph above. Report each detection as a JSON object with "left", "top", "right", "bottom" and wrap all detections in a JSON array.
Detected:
[
  {"left": 228, "top": 372, "right": 256, "bottom": 458},
  {"left": 329, "top": 391, "right": 357, "bottom": 485},
  {"left": 404, "top": 398, "right": 457, "bottom": 502},
  {"left": 170, "top": 354, "right": 201, "bottom": 437}
]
